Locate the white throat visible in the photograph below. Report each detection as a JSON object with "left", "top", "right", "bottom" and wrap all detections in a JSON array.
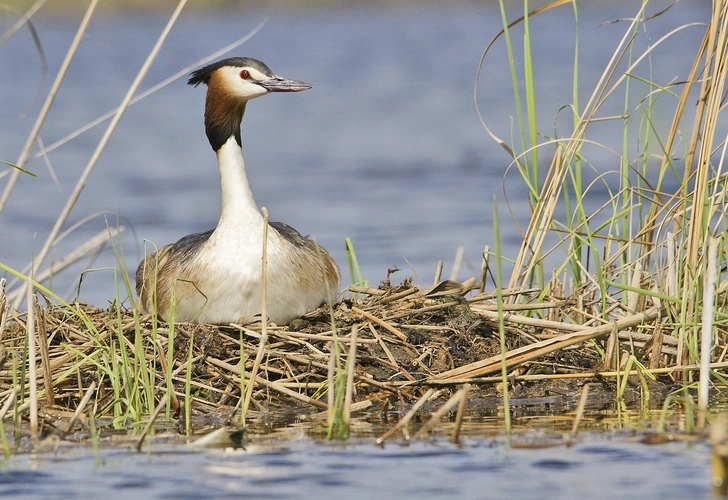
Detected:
[{"left": 216, "top": 136, "right": 262, "bottom": 228}]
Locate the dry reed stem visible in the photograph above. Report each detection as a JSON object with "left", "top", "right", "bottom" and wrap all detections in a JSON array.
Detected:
[
  {"left": 343, "top": 325, "right": 358, "bottom": 429},
  {"left": 450, "top": 383, "right": 471, "bottom": 444},
  {"left": 382, "top": 300, "right": 459, "bottom": 322},
  {"left": 310, "top": 400, "right": 372, "bottom": 421},
  {"left": 12, "top": 0, "right": 188, "bottom": 310},
  {"left": 0, "top": 388, "right": 17, "bottom": 421},
  {"left": 63, "top": 380, "right": 96, "bottom": 435},
  {"left": 206, "top": 357, "right": 327, "bottom": 410},
  {"left": 348, "top": 285, "right": 385, "bottom": 296},
  {"left": 380, "top": 287, "right": 419, "bottom": 304},
  {"left": 0, "top": 279, "right": 7, "bottom": 341},
  {"left": 471, "top": 306, "right": 585, "bottom": 332},
  {"left": 417, "top": 361, "right": 728, "bottom": 386},
  {"left": 468, "top": 287, "right": 540, "bottom": 302},
  {"left": 327, "top": 335, "right": 335, "bottom": 420},
  {"left": 367, "top": 323, "right": 409, "bottom": 379},
  {"left": 29, "top": 22, "right": 269, "bottom": 162},
  {"left": 571, "top": 383, "right": 595, "bottom": 435},
  {"left": 414, "top": 385, "right": 471, "bottom": 438},
  {"left": 136, "top": 392, "right": 168, "bottom": 453},
  {"left": 683, "top": 5, "right": 728, "bottom": 310},
  {"left": 450, "top": 247, "right": 465, "bottom": 281},
  {"left": 243, "top": 207, "right": 270, "bottom": 420},
  {"left": 6, "top": 227, "right": 124, "bottom": 303},
  {"left": 434, "top": 307, "right": 662, "bottom": 380},
  {"left": 0, "top": 0, "right": 45, "bottom": 46},
  {"left": 475, "top": 300, "right": 571, "bottom": 312},
  {"left": 434, "top": 261, "right": 444, "bottom": 284},
  {"left": 0, "top": 0, "right": 94, "bottom": 215},
  {"left": 376, "top": 388, "right": 435, "bottom": 444},
  {"left": 649, "top": 324, "right": 665, "bottom": 370},
  {"left": 26, "top": 280, "right": 37, "bottom": 434},
  {"left": 351, "top": 306, "right": 408, "bottom": 341},
  {"left": 479, "top": 246, "right": 489, "bottom": 294},
  {"left": 604, "top": 323, "right": 617, "bottom": 371},
  {"left": 699, "top": 236, "right": 720, "bottom": 426},
  {"left": 34, "top": 300, "right": 53, "bottom": 406},
  {"left": 155, "top": 339, "right": 180, "bottom": 412}
]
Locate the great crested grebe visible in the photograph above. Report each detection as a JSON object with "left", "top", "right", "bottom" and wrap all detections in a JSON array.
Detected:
[{"left": 135, "top": 57, "right": 340, "bottom": 325}]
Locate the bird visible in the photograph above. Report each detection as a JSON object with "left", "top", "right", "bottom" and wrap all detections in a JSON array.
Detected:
[{"left": 135, "top": 57, "right": 340, "bottom": 325}]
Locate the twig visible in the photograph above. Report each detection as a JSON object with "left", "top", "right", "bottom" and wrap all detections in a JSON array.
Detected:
[
  {"left": 136, "top": 392, "right": 168, "bottom": 452},
  {"left": 450, "top": 383, "right": 471, "bottom": 444},
  {"left": 351, "top": 306, "right": 408, "bottom": 342},
  {"left": 434, "top": 261, "right": 444, "bottom": 285},
  {"left": 63, "top": 381, "right": 96, "bottom": 435},
  {"left": 376, "top": 388, "right": 434, "bottom": 445},
  {"left": 414, "top": 386, "right": 470, "bottom": 438},
  {"left": 0, "top": 388, "right": 17, "bottom": 420},
  {"left": 343, "top": 325, "right": 358, "bottom": 429},
  {"left": 206, "top": 357, "right": 327, "bottom": 410},
  {"left": 471, "top": 305, "right": 584, "bottom": 332},
  {"left": 571, "top": 383, "right": 595, "bottom": 435}
]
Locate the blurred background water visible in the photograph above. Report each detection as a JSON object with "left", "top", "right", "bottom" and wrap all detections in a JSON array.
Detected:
[{"left": 0, "top": 0, "right": 712, "bottom": 306}]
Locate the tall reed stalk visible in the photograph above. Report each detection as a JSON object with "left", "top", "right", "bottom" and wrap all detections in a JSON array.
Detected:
[{"left": 477, "top": 0, "right": 728, "bottom": 371}]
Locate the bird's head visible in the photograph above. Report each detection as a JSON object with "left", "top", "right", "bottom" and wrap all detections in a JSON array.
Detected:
[
  {"left": 188, "top": 57, "right": 312, "bottom": 101},
  {"left": 188, "top": 57, "right": 312, "bottom": 151}
]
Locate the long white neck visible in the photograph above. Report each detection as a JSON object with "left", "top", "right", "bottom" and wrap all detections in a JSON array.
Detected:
[{"left": 216, "top": 136, "right": 262, "bottom": 228}]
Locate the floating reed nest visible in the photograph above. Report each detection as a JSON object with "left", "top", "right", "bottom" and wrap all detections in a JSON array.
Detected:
[{"left": 0, "top": 270, "right": 691, "bottom": 437}]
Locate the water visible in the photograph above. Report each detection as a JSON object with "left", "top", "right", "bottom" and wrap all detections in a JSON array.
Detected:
[
  {"left": 0, "top": 391, "right": 717, "bottom": 499},
  {"left": 0, "top": 436, "right": 712, "bottom": 499},
  {"left": 0, "top": 1, "right": 711, "bottom": 305}
]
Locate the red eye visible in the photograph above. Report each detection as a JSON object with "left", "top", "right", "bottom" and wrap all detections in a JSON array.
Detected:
[{"left": 240, "top": 69, "right": 251, "bottom": 80}]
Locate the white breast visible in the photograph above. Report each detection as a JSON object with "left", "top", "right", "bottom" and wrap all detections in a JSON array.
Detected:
[{"left": 179, "top": 222, "right": 327, "bottom": 324}]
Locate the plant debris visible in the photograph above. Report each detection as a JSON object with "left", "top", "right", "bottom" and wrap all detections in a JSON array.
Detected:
[{"left": 0, "top": 273, "right": 703, "bottom": 441}]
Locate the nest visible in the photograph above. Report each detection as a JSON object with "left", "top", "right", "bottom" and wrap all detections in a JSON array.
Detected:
[{"left": 0, "top": 271, "right": 688, "bottom": 438}]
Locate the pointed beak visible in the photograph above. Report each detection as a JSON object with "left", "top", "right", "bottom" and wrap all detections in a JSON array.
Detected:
[{"left": 257, "top": 76, "right": 312, "bottom": 93}]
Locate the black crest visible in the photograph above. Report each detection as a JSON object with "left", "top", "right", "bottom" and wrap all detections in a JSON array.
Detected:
[{"left": 188, "top": 57, "right": 275, "bottom": 87}]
